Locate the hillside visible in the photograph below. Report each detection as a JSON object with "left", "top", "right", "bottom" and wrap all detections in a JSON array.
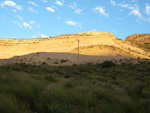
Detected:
[
  {"left": 126, "top": 34, "right": 150, "bottom": 43},
  {"left": 0, "top": 32, "right": 150, "bottom": 113},
  {"left": 126, "top": 34, "right": 150, "bottom": 51},
  {"left": 0, "top": 31, "right": 150, "bottom": 65}
]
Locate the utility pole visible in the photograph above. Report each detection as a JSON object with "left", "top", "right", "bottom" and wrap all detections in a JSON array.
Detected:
[{"left": 77, "top": 39, "right": 80, "bottom": 64}]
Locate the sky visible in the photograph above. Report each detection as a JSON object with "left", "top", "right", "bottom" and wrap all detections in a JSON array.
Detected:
[{"left": 0, "top": 0, "right": 150, "bottom": 40}]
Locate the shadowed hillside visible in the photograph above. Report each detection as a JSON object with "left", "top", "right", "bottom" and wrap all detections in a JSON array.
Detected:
[
  {"left": 0, "top": 52, "right": 130, "bottom": 66},
  {"left": 1, "top": 52, "right": 150, "bottom": 66}
]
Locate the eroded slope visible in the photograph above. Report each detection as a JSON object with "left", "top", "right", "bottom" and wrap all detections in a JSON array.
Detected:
[{"left": 0, "top": 31, "right": 150, "bottom": 64}]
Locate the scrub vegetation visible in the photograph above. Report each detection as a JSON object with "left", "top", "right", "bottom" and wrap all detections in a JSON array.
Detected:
[{"left": 0, "top": 61, "right": 150, "bottom": 113}]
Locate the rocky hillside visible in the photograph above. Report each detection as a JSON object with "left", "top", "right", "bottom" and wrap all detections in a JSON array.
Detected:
[
  {"left": 0, "top": 38, "right": 49, "bottom": 46},
  {"left": 0, "top": 31, "right": 150, "bottom": 65},
  {"left": 126, "top": 34, "right": 150, "bottom": 51},
  {"left": 126, "top": 34, "right": 150, "bottom": 43}
]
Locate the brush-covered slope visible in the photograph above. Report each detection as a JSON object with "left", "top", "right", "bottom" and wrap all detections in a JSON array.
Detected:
[{"left": 0, "top": 31, "right": 150, "bottom": 63}]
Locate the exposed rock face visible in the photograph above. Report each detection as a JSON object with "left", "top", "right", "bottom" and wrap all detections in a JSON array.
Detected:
[
  {"left": 0, "top": 31, "right": 150, "bottom": 65},
  {"left": 0, "top": 31, "right": 117, "bottom": 59},
  {"left": 126, "top": 34, "right": 150, "bottom": 43}
]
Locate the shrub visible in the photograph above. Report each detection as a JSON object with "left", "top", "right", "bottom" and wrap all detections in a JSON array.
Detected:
[
  {"left": 61, "top": 59, "right": 69, "bottom": 63},
  {"left": 0, "top": 93, "right": 28, "bottom": 113},
  {"left": 44, "top": 74, "right": 57, "bottom": 82},
  {"left": 64, "top": 78, "right": 77, "bottom": 89},
  {"left": 53, "top": 62, "right": 58, "bottom": 64},
  {"left": 42, "top": 62, "right": 46, "bottom": 65},
  {"left": 101, "top": 61, "right": 116, "bottom": 68},
  {"left": 36, "top": 85, "right": 67, "bottom": 112}
]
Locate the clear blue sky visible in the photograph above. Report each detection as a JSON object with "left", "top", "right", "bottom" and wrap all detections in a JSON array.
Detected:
[{"left": 0, "top": 0, "right": 150, "bottom": 39}]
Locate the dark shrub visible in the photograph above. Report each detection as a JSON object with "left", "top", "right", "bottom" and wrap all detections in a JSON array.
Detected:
[
  {"left": 64, "top": 78, "right": 77, "bottom": 89},
  {"left": 53, "top": 62, "right": 58, "bottom": 64},
  {"left": 101, "top": 61, "right": 116, "bottom": 68},
  {"left": 61, "top": 59, "right": 69, "bottom": 63},
  {"left": 42, "top": 62, "right": 46, "bottom": 65},
  {"left": 44, "top": 75, "right": 57, "bottom": 82}
]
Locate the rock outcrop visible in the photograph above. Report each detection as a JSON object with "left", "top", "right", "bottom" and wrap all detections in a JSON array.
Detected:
[{"left": 126, "top": 34, "right": 150, "bottom": 43}]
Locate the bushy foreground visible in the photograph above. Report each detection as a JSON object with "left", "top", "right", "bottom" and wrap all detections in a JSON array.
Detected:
[{"left": 0, "top": 62, "right": 150, "bottom": 113}]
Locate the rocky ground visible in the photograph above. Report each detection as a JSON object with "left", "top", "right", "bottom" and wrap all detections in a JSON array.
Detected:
[{"left": 0, "top": 52, "right": 150, "bottom": 66}]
